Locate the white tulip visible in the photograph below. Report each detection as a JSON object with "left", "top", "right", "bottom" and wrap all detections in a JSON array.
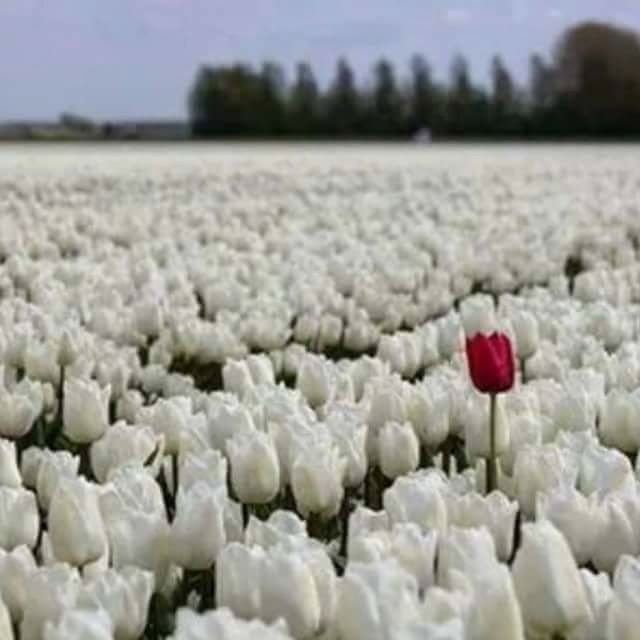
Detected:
[
  {"left": 44, "top": 605, "right": 113, "bottom": 640},
  {"left": 437, "top": 526, "right": 499, "bottom": 588},
  {"left": 216, "top": 542, "right": 264, "bottom": 620},
  {"left": 0, "top": 388, "right": 37, "bottom": 439},
  {"left": 512, "top": 520, "right": 591, "bottom": 639},
  {"left": 378, "top": 421, "right": 419, "bottom": 480},
  {"left": 599, "top": 389, "right": 640, "bottom": 453},
  {"left": 170, "top": 483, "right": 226, "bottom": 570},
  {"left": 0, "top": 439, "right": 21, "bottom": 488},
  {"left": 513, "top": 444, "right": 579, "bottom": 518},
  {"left": 407, "top": 382, "right": 450, "bottom": 450},
  {"left": 78, "top": 567, "right": 154, "bottom": 640},
  {"left": 206, "top": 401, "right": 255, "bottom": 453},
  {"left": 0, "top": 597, "right": 13, "bottom": 640},
  {"left": 0, "top": 487, "right": 39, "bottom": 551},
  {"left": 57, "top": 329, "right": 79, "bottom": 368},
  {"left": 450, "top": 491, "right": 518, "bottom": 562},
  {"left": 297, "top": 356, "right": 332, "bottom": 408},
  {"left": 178, "top": 448, "right": 228, "bottom": 493},
  {"left": 572, "top": 569, "right": 613, "bottom": 640},
  {"left": 606, "top": 555, "right": 640, "bottom": 640},
  {"left": 24, "top": 341, "right": 60, "bottom": 386},
  {"left": 91, "top": 422, "right": 163, "bottom": 483},
  {"left": 456, "top": 563, "right": 525, "bottom": 640},
  {"left": 348, "top": 356, "right": 388, "bottom": 402},
  {"left": 99, "top": 482, "right": 170, "bottom": 585},
  {"left": 383, "top": 473, "right": 448, "bottom": 536},
  {"left": 510, "top": 309, "right": 540, "bottom": 359},
  {"left": 170, "top": 607, "right": 291, "bottom": 640},
  {"left": 291, "top": 441, "right": 346, "bottom": 519},
  {"left": 260, "top": 548, "right": 322, "bottom": 639},
  {"left": 554, "top": 383, "right": 597, "bottom": 434},
  {"left": 460, "top": 295, "right": 496, "bottom": 336},
  {"left": 222, "top": 359, "right": 254, "bottom": 396},
  {"left": 336, "top": 560, "right": 420, "bottom": 640},
  {"left": 536, "top": 487, "right": 598, "bottom": 566},
  {"left": 324, "top": 414, "right": 368, "bottom": 489},
  {"left": 245, "top": 510, "right": 309, "bottom": 550},
  {"left": 245, "top": 353, "right": 275, "bottom": 386},
  {"left": 20, "top": 565, "right": 82, "bottom": 640},
  {"left": 0, "top": 545, "right": 37, "bottom": 623},
  {"left": 227, "top": 430, "right": 279, "bottom": 505},
  {"left": 48, "top": 477, "right": 107, "bottom": 567},
  {"left": 388, "top": 523, "right": 438, "bottom": 591},
  {"left": 63, "top": 377, "right": 110, "bottom": 444},
  {"left": 591, "top": 498, "right": 638, "bottom": 573},
  {"left": 579, "top": 443, "right": 635, "bottom": 496}
]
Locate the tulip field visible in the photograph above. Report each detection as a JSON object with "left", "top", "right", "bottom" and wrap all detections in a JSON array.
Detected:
[{"left": 1, "top": 142, "right": 640, "bottom": 639}]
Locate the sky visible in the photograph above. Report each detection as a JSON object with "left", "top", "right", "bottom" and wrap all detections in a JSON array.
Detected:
[{"left": 0, "top": 0, "right": 638, "bottom": 120}]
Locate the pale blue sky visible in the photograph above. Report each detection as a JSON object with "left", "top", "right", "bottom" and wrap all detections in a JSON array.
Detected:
[{"left": 0, "top": 0, "right": 637, "bottom": 120}]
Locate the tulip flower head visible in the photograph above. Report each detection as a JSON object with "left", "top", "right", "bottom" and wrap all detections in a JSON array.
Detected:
[{"left": 466, "top": 332, "right": 515, "bottom": 394}]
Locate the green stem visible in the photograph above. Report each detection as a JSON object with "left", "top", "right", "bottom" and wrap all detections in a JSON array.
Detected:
[
  {"left": 172, "top": 453, "right": 179, "bottom": 501},
  {"left": 487, "top": 393, "right": 497, "bottom": 494},
  {"left": 521, "top": 357, "right": 527, "bottom": 384}
]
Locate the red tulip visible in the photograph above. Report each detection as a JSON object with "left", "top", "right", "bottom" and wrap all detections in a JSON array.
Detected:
[{"left": 465, "top": 332, "right": 515, "bottom": 394}]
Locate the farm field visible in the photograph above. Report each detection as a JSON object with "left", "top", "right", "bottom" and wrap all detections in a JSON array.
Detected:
[{"left": 0, "top": 143, "right": 639, "bottom": 639}]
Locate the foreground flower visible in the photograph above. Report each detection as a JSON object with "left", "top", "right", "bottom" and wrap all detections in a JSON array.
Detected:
[
  {"left": 63, "top": 377, "right": 111, "bottom": 444},
  {"left": 466, "top": 332, "right": 515, "bottom": 493},
  {"left": 466, "top": 332, "right": 515, "bottom": 394},
  {"left": 512, "top": 520, "right": 591, "bottom": 638}
]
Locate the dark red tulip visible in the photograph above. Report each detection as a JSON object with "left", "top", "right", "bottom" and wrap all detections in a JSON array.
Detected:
[{"left": 466, "top": 332, "right": 515, "bottom": 394}]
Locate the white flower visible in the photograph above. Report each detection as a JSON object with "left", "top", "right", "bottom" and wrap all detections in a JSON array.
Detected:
[
  {"left": 36, "top": 449, "right": 80, "bottom": 511},
  {"left": 591, "top": 498, "right": 638, "bottom": 573},
  {"left": 169, "top": 483, "right": 226, "bottom": 570},
  {"left": 0, "top": 545, "right": 37, "bottom": 623},
  {"left": 216, "top": 543, "right": 263, "bottom": 621},
  {"left": 437, "top": 526, "right": 499, "bottom": 588},
  {"left": 259, "top": 548, "right": 322, "bottom": 639},
  {"left": 179, "top": 448, "right": 228, "bottom": 493},
  {"left": 48, "top": 477, "right": 108, "bottom": 567},
  {"left": 460, "top": 295, "right": 496, "bottom": 336},
  {"left": 536, "top": 486, "right": 598, "bottom": 566},
  {"left": 77, "top": 567, "right": 154, "bottom": 640},
  {"left": 297, "top": 356, "right": 332, "bottom": 408},
  {"left": 512, "top": 520, "right": 591, "bottom": 639},
  {"left": 206, "top": 401, "right": 255, "bottom": 453},
  {"left": 222, "top": 359, "right": 254, "bottom": 397},
  {"left": 378, "top": 422, "right": 419, "bottom": 480},
  {"left": 599, "top": 389, "right": 640, "bottom": 454},
  {"left": 0, "top": 388, "right": 37, "bottom": 439},
  {"left": 20, "top": 565, "right": 82, "bottom": 640},
  {"left": 324, "top": 411, "right": 368, "bottom": 488},
  {"left": 227, "top": 431, "right": 280, "bottom": 505},
  {"left": 336, "top": 560, "right": 420, "bottom": 640},
  {"left": 511, "top": 309, "right": 540, "bottom": 360},
  {"left": 449, "top": 491, "right": 518, "bottom": 562},
  {"left": 0, "top": 488, "right": 39, "bottom": 551},
  {"left": 63, "top": 377, "right": 111, "bottom": 444},
  {"left": 291, "top": 441, "right": 346, "bottom": 519},
  {"left": 407, "top": 382, "right": 450, "bottom": 450},
  {"left": 606, "top": 555, "right": 640, "bottom": 640},
  {"left": 383, "top": 473, "right": 448, "bottom": 536},
  {"left": 90, "top": 422, "right": 163, "bottom": 483},
  {"left": 0, "top": 439, "right": 22, "bottom": 488},
  {"left": 0, "top": 597, "right": 13, "bottom": 640},
  {"left": 57, "top": 329, "right": 79, "bottom": 368},
  {"left": 170, "top": 607, "right": 291, "bottom": 640},
  {"left": 513, "top": 444, "right": 579, "bottom": 518},
  {"left": 43, "top": 605, "right": 113, "bottom": 640}
]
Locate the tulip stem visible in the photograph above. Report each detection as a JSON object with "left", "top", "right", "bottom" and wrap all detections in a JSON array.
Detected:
[
  {"left": 242, "top": 503, "right": 250, "bottom": 529},
  {"left": 172, "top": 453, "right": 179, "bottom": 502},
  {"left": 487, "top": 393, "right": 498, "bottom": 494},
  {"left": 339, "top": 487, "right": 352, "bottom": 558},
  {"left": 520, "top": 357, "right": 527, "bottom": 384},
  {"left": 56, "top": 365, "right": 66, "bottom": 426}
]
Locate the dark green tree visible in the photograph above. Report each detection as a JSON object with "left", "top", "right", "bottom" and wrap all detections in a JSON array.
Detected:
[
  {"left": 325, "top": 58, "right": 361, "bottom": 136},
  {"left": 288, "top": 62, "right": 320, "bottom": 136}
]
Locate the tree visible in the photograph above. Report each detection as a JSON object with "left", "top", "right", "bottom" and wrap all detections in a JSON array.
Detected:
[
  {"left": 408, "top": 54, "right": 439, "bottom": 133},
  {"left": 259, "top": 61, "right": 287, "bottom": 135},
  {"left": 325, "top": 58, "right": 361, "bottom": 136},
  {"left": 289, "top": 62, "right": 320, "bottom": 136},
  {"left": 553, "top": 21, "right": 640, "bottom": 135},
  {"left": 369, "top": 58, "right": 403, "bottom": 136},
  {"left": 490, "top": 56, "right": 519, "bottom": 134}
]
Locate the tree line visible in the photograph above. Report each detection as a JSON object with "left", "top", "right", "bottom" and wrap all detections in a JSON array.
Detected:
[{"left": 189, "top": 21, "right": 640, "bottom": 139}]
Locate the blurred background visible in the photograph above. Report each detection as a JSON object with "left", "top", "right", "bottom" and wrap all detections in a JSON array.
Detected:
[{"left": 1, "top": 1, "right": 639, "bottom": 140}]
